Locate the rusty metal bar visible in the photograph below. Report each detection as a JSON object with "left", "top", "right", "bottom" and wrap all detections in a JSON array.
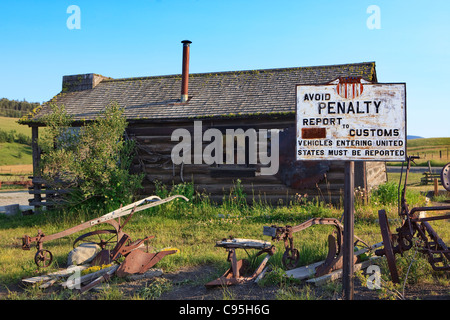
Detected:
[
  {"left": 375, "top": 156, "right": 450, "bottom": 282},
  {"left": 21, "top": 195, "right": 188, "bottom": 268}
]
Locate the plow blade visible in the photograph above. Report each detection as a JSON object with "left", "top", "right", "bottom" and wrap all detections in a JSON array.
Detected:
[{"left": 116, "top": 248, "right": 178, "bottom": 277}]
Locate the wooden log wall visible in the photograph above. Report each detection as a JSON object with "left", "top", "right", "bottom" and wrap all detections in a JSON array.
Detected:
[{"left": 126, "top": 118, "right": 368, "bottom": 205}]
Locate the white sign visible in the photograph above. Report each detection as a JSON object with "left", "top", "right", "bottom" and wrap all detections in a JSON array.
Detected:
[{"left": 296, "top": 78, "right": 406, "bottom": 161}]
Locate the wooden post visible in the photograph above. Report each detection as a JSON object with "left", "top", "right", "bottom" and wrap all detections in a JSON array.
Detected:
[
  {"left": 434, "top": 178, "right": 439, "bottom": 197},
  {"left": 31, "top": 126, "right": 42, "bottom": 207},
  {"left": 343, "top": 161, "right": 355, "bottom": 300}
]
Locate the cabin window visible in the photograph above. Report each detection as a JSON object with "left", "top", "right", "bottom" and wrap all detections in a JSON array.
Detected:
[{"left": 54, "top": 127, "right": 80, "bottom": 149}]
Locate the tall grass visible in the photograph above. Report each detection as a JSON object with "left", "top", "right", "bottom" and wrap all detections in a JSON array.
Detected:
[{"left": 3, "top": 178, "right": 447, "bottom": 301}]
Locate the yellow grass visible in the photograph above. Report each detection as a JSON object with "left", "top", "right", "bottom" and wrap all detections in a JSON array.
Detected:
[
  {"left": 407, "top": 137, "right": 450, "bottom": 165},
  {"left": 0, "top": 116, "right": 31, "bottom": 136},
  {"left": 0, "top": 164, "right": 33, "bottom": 174}
]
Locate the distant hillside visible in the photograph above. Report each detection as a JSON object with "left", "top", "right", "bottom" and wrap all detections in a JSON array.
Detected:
[
  {"left": 0, "top": 117, "right": 31, "bottom": 137},
  {"left": 407, "top": 135, "right": 424, "bottom": 140},
  {"left": 406, "top": 137, "right": 450, "bottom": 166},
  {"left": 0, "top": 117, "right": 33, "bottom": 166},
  {"left": 0, "top": 98, "right": 39, "bottom": 118},
  {"left": 407, "top": 137, "right": 450, "bottom": 148}
]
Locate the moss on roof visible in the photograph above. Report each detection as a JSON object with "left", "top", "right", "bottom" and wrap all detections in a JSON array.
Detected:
[{"left": 22, "top": 62, "right": 377, "bottom": 125}]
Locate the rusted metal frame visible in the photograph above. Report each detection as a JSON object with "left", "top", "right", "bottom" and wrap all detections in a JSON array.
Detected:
[
  {"left": 22, "top": 219, "right": 122, "bottom": 252},
  {"left": 205, "top": 246, "right": 275, "bottom": 288},
  {"left": 268, "top": 218, "right": 345, "bottom": 244},
  {"left": 23, "top": 195, "right": 187, "bottom": 249},
  {"left": 22, "top": 195, "right": 188, "bottom": 268},
  {"left": 289, "top": 217, "right": 344, "bottom": 233},
  {"left": 229, "top": 248, "right": 239, "bottom": 279},
  {"left": 409, "top": 206, "right": 450, "bottom": 218},
  {"left": 378, "top": 209, "right": 450, "bottom": 282},
  {"left": 269, "top": 216, "right": 371, "bottom": 280},
  {"left": 377, "top": 156, "right": 450, "bottom": 282},
  {"left": 22, "top": 196, "right": 158, "bottom": 250},
  {"left": 406, "top": 206, "right": 450, "bottom": 269},
  {"left": 415, "top": 220, "right": 450, "bottom": 270},
  {"left": 87, "top": 195, "right": 187, "bottom": 226},
  {"left": 376, "top": 210, "right": 400, "bottom": 283},
  {"left": 111, "top": 235, "right": 154, "bottom": 261},
  {"left": 73, "top": 229, "right": 120, "bottom": 250},
  {"left": 268, "top": 218, "right": 344, "bottom": 257},
  {"left": 315, "top": 235, "right": 341, "bottom": 277}
]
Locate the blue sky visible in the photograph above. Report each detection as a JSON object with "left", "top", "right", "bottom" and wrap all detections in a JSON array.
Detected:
[{"left": 0, "top": 0, "right": 449, "bottom": 138}]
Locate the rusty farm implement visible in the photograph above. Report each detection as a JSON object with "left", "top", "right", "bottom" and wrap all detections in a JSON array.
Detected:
[
  {"left": 263, "top": 217, "right": 372, "bottom": 276},
  {"left": 375, "top": 156, "right": 450, "bottom": 283},
  {"left": 21, "top": 194, "right": 188, "bottom": 278},
  {"left": 205, "top": 217, "right": 373, "bottom": 288}
]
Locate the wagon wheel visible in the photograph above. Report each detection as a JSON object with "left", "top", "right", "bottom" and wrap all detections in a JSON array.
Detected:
[
  {"left": 34, "top": 249, "right": 53, "bottom": 268},
  {"left": 378, "top": 210, "right": 400, "bottom": 283},
  {"left": 441, "top": 162, "right": 450, "bottom": 191},
  {"left": 282, "top": 248, "right": 300, "bottom": 269},
  {"left": 73, "top": 230, "right": 119, "bottom": 251}
]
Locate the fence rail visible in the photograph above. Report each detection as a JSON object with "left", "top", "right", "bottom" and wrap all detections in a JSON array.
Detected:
[{"left": 28, "top": 176, "right": 70, "bottom": 208}]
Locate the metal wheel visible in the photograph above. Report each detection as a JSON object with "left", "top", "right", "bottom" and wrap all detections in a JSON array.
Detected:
[
  {"left": 441, "top": 162, "right": 450, "bottom": 191},
  {"left": 73, "top": 229, "right": 119, "bottom": 251},
  {"left": 34, "top": 249, "right": 53, "bottom": 268},
  {"left": 378, "top": 210, "right": 400, "bottom": 283},
  {"left": 282, "top": 248, "right": 300, "bottom": 269}
]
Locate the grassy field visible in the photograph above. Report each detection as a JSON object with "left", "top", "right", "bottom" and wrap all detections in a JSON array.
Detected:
[
  {"left": 391, "top": 137, "right": 450, "bottom": 167},
  {"left": 0, "top": 118, "right": 33, "bottom": 187},
  {"left": 0, "top": 116, "right": 31, "bottom": 137},
  {"left": 0, "top": 117, "right": 33, "bottom": 167},
  {"left": 0, "top": 178, "right": 448, "bottom": 300},
  {"left": 0, "top": 119, "right": 448, "bottom": 300},
  {"left": 0, "top": 142, "right": 32, "bottom": 167}
]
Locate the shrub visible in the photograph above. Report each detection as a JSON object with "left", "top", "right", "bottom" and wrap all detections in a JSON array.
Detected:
[
  {"left": 39, "top": 102, "right": 144, "bottom": 210},
  {"left": 371, "top": 181, "right": 425, "bottom": 208},
  {"left": 371, "top": 181, "right": 399, "bottom": 205},
  {"left": 0, "top": 129, "right": 31, "bottom": 145}
]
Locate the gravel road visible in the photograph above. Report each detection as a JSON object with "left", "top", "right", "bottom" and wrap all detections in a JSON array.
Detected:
[
  {"left": 0, "top": 190, "right": 33, "bottom": 213},
  {"left": 386, "top": 166, "right": 443, "bottom": 173}
]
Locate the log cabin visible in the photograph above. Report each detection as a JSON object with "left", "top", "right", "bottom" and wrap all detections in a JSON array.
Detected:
[{"left": 21, "top": 41, "right": 386, "bottom": 207}]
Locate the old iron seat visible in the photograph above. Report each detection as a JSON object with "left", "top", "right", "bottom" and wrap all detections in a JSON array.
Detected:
[{"left": 205, "top": 238, "right": 275, "bottom": 288}]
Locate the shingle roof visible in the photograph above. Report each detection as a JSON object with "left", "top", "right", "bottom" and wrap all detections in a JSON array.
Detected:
[{"left": 27, "top": 62, "right": 376, "bottom": 123}]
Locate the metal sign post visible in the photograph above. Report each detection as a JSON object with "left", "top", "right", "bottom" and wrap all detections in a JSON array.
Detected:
[
  {"left": 343, "top": 161, "right": 355, "bottom": 299},
  {"left": 296, "top": 77, "right": 406, "bottom": 300}
]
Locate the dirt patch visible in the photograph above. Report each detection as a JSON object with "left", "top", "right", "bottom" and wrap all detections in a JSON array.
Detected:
[
  {"left": 78, "top": 264, "right": 450, "bottom": 300},
  {"left": 113, "top": 265, "right": 450, "bottom": 301},
  {"left": 157, "top": 265, "right": 279, "bottom": 300},
  {"left": 89, "top": 264, "right": 281, "bottom": 300},
  {"left": 2, "top": 263, "right": 449, "bottom": 301}
]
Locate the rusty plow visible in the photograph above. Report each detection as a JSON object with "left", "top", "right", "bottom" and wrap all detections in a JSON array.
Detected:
[
  {"left": 206, "top": 217, "right": 371, "bottom": 288},
  {"left": 264, "top": 218, "right": 370, "bottom": 277},
  {"left": 21, "top": 194, "right": 188, "bottom": 277}
]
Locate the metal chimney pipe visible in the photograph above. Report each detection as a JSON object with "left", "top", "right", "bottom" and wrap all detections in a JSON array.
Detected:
[{"left": 181, "top": 40, "right": 192, "bottom": 103}]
